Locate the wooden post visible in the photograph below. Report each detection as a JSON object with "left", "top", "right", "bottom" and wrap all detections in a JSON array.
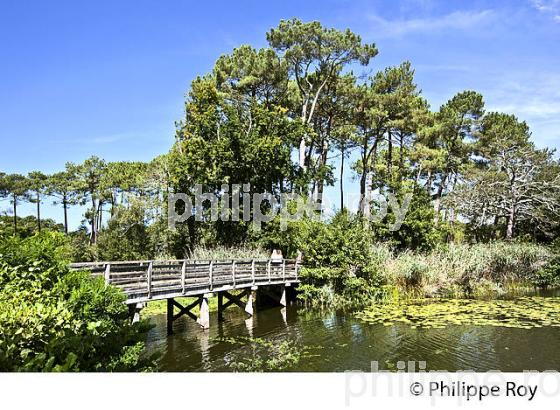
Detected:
[
  {"left": 209, "top": 261, "right": 214, "bottom": 291},
  {"left": 295, "top": 251, "right": 303, "bottom": 281},
  {"left": 197, "top": 294, "right": 210, "bottom": 329},
  {"left": 245, "top": 286, "right": 258, "bottom": 316},
  {"left": 280, "top": 285, "right": 287, "bottom": 307},
  {"left": 232, "top": 261, "right": 236, "bottom": 287},
  {"left": 181, "top": 260, "right": 186, "bottom": 294},
  {"left": 129, "top": 302, "right": 144, "bottom": 324},
  {"left": 282, "top": 260, "right": 286, "bottom": 281},
  {"left": 251, "top": 259, "right": 255, "bottom": 285},
  {"left": 104, "top": 263, "right": 111, "bottom": 283},
  {"left": 147, "top": 261, "right": 153, "bottom": 299},
  {"left": 167, "top": 298, "right": 174, "bottom": 335},
  {"left": 267, "top": 260, "right": 271, "bottom": 283},
  {"left": 217, "top": 292, "right": 224, "bottom": 321}
]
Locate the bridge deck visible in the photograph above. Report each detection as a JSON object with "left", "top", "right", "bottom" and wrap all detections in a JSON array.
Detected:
[{"left": 70, "top": 258, "right": 300, "bottom": 305}]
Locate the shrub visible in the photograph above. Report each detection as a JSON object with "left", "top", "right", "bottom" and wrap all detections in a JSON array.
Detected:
[
  {"left": 293, "top": 211, "right": 392, "bottom": 307},
  {"left": 0, "top": 232, "right": 155, "bottom": 371},
  {"left": 532, "top": 256, "right": 560, "bottom": 288}
]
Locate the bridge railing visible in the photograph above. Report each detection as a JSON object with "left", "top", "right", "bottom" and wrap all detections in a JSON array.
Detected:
[{"left": 70, "top": 258, "right": 299, "bottom": 304}]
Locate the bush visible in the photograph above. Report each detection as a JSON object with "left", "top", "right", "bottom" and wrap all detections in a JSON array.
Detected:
[
  {"left": 0, "top": 232, "right": 155, "bottom": 371},
  {"left": 292, "top": 211, "right": 392, "bottom": 307},
  {"left": 0, "top": 215, "right": 64, "bottom": 238},
  {"left": 533, "top": 256, "right": 560, "bottom": 288}
]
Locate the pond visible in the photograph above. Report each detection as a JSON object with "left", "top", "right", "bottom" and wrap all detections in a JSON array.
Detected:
[{"left": 144, "top": 289, "right": 560, "bottom": 372}]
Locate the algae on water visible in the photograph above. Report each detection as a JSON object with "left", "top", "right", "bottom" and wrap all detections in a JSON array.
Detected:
[{"left": 356, "top": 297, "right": 560, "bottom": 330}]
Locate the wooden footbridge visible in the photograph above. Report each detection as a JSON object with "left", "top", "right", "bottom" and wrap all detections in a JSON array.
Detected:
[{"left": 70, "top": 257, "right": 300, "bottom": 334}]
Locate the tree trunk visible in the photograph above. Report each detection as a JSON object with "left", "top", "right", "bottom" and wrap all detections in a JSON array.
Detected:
[
  {"left": 340, "top": 146, "right": 345, "bottom": 210},
  {"left": 433, "top": 173, "right": 448, "bottom": 225},
  {"left": 506, "top": 206, "right": 515, "bottom": 240},
  {"left": 387, "top": 132, "right": 393, "bottom": 186},
  {"left": 98, "top": 203, "right": 103, "bottom": 230},
  {"left": 447, "top": 174, "right": 458, "bottom": 224},
  {"left": 299, "top": 137, "right": 306, "bottom": 171},
  {"left": 398, "top": 133, "right": 405, "bottom": 179},
  {"left": 359, "top": 165, "right": 367, "bottom": 215},
  {"left": 12, "top": 194, "right": 17, "bottom": 235},
  {"left": 425, "top": 169, "right": 433, "bottom": 192},
  {"left": 363, "top": 172, "right": 373, "bottom": 220},
  {"left": 90, "top": 197, "right": 97, "bottom": 244},
  {"left": 63, "top": 198, "right": 68, "bottom": 234},
  {"left": 111, "top": 190, "right": 116, "bottom": 217},
  {"left": 315, "top": 139, "right": 329, "bottom": 205},
  {"left": 36, "top": 190, "right": 41, "bottom": 232}
]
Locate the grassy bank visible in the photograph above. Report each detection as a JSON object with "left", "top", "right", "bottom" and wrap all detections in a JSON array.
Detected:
[{"left": 142, "top": 296, "right": 221, "bottom": 317}]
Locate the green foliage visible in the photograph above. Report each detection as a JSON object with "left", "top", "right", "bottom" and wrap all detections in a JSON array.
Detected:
[
  {"left": 294, "top": 235, "right": 551, "bottom": 307},
  {"left": 533, "top": 256, "right": 560, "bottom": 288},
  {"left": 0, "top": 233, "right": 155, "bottom": 371},
  {"left": 287, "top": 211, "right": 392, "bottom": 307},
  {"left": 371, "top": 186, "right": 440, "bottom": 251},
  {"left": 95, "top": 204, "right": 151, "bottom": 261},
  {"left": 0, "top": 215, "right": 63, "bottom": 238}
]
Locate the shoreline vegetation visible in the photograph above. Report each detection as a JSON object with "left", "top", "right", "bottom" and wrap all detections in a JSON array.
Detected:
[
  {"left": 298, "top": 240, "right": 558, "bottom": 308},
  {"left": 131, "top": 239, "right": 560, "bottom": 318}
]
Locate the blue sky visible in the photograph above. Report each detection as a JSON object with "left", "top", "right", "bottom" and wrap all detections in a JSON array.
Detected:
[{"left": 1, "top": 0, "right": 559, "bottom": 227}]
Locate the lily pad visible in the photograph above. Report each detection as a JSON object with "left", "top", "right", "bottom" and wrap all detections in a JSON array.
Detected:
[{"left": 356, "top": 297, "right": 560, "bottom": 330}]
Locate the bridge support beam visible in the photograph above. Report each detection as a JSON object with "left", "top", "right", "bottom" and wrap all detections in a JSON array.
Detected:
[
  {"left": 217, "top": 287, "right": 258, "bottom": 320},
  {"left": 197, "top": 294, "right": 211, "bottom": 329},
  {"left": 166, "top": 298, "right": 174, "bottom": 335},
  {"left": 258, "top": 284, "right": 289, "bottom": 307},
  {"left": 280, "top": 285, "right": 287, "bottom": 307},
  {"left": 128, "top": 303, "right": 144, "bottom": 324},
  {"left": 245, "top": 287, "right": 258, "bottom": 316},
  {"left": 166, "top": 296, "right": 211, "bottom": 334}
]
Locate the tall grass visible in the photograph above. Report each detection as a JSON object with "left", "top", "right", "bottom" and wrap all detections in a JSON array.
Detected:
[
  {"left": 187, "top": 244, "right": 270, "bottom": 260},
  {"left": 380, "top": 242, "right": 552, "bottom": 298}
]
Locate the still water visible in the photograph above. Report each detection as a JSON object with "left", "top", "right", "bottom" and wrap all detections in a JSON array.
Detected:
[{"left": 145, "top": 290, "right": 560, "bottom": 372}]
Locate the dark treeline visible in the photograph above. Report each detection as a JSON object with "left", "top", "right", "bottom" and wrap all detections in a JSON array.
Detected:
[{"left": 1, "top": 19, "right": 559, "bottom": 262}]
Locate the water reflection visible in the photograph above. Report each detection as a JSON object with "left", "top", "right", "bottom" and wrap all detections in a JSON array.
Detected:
[{"left": 145, "top": 295, "right": 560, "bottom": 372}]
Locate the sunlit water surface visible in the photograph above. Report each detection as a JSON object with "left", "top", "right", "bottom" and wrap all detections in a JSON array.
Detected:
[{"left": 144, "top": 289, "right": 560, "bottom": 372}]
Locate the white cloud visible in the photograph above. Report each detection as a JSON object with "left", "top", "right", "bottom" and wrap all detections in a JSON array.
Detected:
[
  {"left": 366, "top": 9, "right": 496, "bottom": 38},
  {"left": 530, "top": 0, "right": 560, "bottom": 21},
  {"left": 483, "top": 72, "right": 560, "bottom": 150}
]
